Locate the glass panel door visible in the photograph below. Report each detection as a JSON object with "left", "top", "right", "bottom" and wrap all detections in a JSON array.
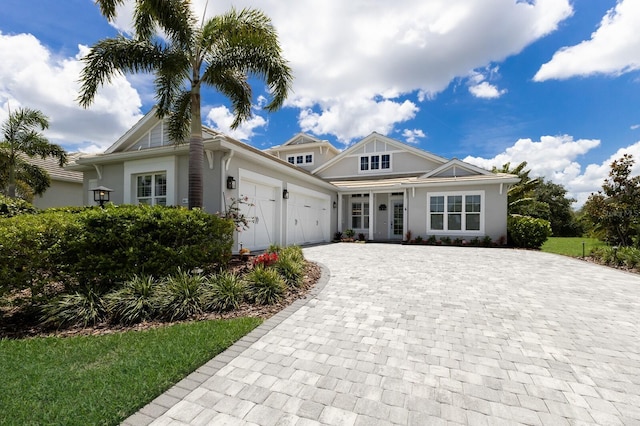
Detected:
[{"left": 392, "top": 201, "right": 403, "bottom": 238}]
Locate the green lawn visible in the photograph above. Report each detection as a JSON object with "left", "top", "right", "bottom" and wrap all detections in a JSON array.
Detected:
[
  {"left": 0, "top": 317, "right": 261, "bottom": 426},
  {"left": 541, "top": 237, "right": 606, "bottom": 257}
]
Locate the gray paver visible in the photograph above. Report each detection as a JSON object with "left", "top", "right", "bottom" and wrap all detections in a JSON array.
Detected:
[{"left": 123, "top": 245, "right": 640, "bottom": 426}]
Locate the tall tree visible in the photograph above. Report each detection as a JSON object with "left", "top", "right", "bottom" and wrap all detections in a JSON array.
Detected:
[
  {"left": 79, "top": 0, "right": 292, "bottom": 209},
  {"left": 583, "top": 154, "right": 640, "bottom": 246},
  {"left": 528, "top": 179, "right": 582, "bottom": 237},
  {"left": 492, "top": 161, "right": 544, "bottom": 215},
  {"left": 0, "top": 107, "right": 67, "bottom": 200}
]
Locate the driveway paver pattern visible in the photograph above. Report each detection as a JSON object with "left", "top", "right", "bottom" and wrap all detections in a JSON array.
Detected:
[{"left": 125, "top": 244, "right": 640, "bottom": 426}]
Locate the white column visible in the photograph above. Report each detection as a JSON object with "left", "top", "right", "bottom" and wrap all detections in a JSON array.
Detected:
[
  {"left": 337, "top": 194, "right": 343, "bottom": 232},
  {"left": 403, "top": 189, "right": 408, "bottom": 241},
  {"left": 368, "top": 191, "right": 374, "bottom": 240}
]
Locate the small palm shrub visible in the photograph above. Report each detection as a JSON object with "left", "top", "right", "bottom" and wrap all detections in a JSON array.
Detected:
[
  {"left": 275, "top": 256, "right": 304, "bottom": 288},
  {"left": 618, "top": 247, "right": 640, "bottom": 268},
  {"left": 155, "top": 269, "right": 205, "bottom": 321},
  {"left": 280, "top": 246, "right": 304, "bottom": 264},
  {"left": 105, "top": 275, "right": 158, "bottom": 325},
  {"left": 202, "top": 272, "right": 246, "bottom": 312},
  {"left": 267, "top": 244, "right": 282, "bottom": 254},
  {"left": 41, "top": 287, "right": 106, "bottom": 328},
  {"left": 245, "top": 266, "right": 286, "bottom": 305}
]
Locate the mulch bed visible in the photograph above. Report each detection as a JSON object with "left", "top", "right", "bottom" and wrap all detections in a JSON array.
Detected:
[{"left": 0, "top": 261, "right": 322, "bottom": 340}]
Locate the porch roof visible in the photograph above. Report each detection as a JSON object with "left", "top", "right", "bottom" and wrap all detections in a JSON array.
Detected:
[{"left": 330, "top": 173, "right": 519, "bottom": 192}]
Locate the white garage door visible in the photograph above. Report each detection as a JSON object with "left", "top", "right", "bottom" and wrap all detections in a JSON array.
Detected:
[
  {"left": 287, "top": 191, "right": 329, "bottom": 245},
  {"left": 239, "top": 180, "right": 277, "bottom": 250}
]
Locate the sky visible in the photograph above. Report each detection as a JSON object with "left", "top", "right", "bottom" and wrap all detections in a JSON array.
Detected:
[{"left": 1, "top": 0, "right": 640, "bottom": 207}]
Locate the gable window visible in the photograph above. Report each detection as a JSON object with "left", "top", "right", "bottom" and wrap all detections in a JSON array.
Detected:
[
  {"left": 427, "top": 191, "right": 484, "bottom": 233},
  {"left": 286, "top": 153, "right": 314, "bottom": 166},
  {"left": 359, "top": 154, "right": 391, "bottom": 173},
  {"left": 351, "top": 194, "right": 370, "bottom": 229},
  {"left": 136, "top": 173, "right": 167, "bottom": 206}
]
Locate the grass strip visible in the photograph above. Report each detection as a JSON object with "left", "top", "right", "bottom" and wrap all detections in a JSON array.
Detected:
[
  {"left": 541, "top": 237, "right": 606, "bottom": 257},
  {"left": 0, "top": 317, "right": 261, "bottom": 425}
]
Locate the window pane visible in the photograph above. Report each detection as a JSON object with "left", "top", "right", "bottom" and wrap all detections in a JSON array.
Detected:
[
  {"left": 466, "top": 214, "right": 480, "bottom": 230},
  {"left": 360, "top": 157, "right": 369, "bottom": 171},
  {"left": 305, "top": 154, "right": 313, "bottom": 163},
  {"left": 155, "top": 174, "right": 167, "bottom": 196},
  {"left": 156, "top": 197, "right": 167, "bottom": 206},
  {"left": 448, "top": 213, "right": 462, "bottom": 230},
  {"left": 138, "top": 198, "right": 151, "bottom": 205},
  {"left": 430, "top": 196, "right": 444, "bottom": 213},
  {"left": 431, "top": 214, "right": 443, "bottom": 230},
  {"left": 296, "top": 156, "right": 303, "bottom": 164},
  {"left": 448, "top": 195, "right": 462, "bottom": 212},
  {"left": 465, "top": 195, "right": 481, "bottom": 212},
  {"left": 288, "top": 157, "right": 295, "bottom": 164},
  {"left": 371, "top": 155, "right": 379, "bottom": 169},
  {"left": 381, "top": 154, "right": 390, "bottom": 169},
  {"left": 137, "top": 175, "right": 151, "bottom": 197}
]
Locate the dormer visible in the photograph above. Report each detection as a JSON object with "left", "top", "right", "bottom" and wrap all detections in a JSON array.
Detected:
[{"left": 265, "top": 133, "right": 339, "bottom": 172}]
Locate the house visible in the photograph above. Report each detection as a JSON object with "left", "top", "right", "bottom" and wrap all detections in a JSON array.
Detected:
[
  {"left": 27, "top": 153, "right": 84, "bottom": 209},
  {"left": 68, "top": 109, "right": 519, "bottom": 251}
]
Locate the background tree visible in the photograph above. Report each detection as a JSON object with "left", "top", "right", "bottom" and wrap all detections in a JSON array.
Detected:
[
  {"left": 0, "top": 107, "right": 67, "bottom": 201},
  {"left": 526, "top": 180, "right": 583, "bottom": 237},
  {"left": 583, "top": 154, "right": 640, "bottom": 246},
  {"left": 79, "top": 0, "right": 293, "bottom": 209}
]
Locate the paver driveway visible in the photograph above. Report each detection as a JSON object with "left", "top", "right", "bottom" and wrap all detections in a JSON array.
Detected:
[{"left": 126, "top": 244, "right": 640, "bottom": 426}]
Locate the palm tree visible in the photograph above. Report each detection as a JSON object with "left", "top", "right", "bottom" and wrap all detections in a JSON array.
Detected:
[
  {"left": 492, "top": 161, "right": 542, "bottom": 214},
  {"left": 0, "top": 107, "right": 67, "bottom": 200},
  {"left": 78, "top": 0, "right": 293, "bottom": 209}
]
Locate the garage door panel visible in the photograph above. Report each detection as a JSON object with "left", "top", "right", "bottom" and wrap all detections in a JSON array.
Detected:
[
  {"left": 239, "top": 180, "right": 277, "bottom": 250},
  {"left": 287, "top": 191, "right": 328, "bottom": 245}
]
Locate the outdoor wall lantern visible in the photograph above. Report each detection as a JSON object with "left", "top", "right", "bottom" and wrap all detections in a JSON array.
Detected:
[
  {"left": 91, "top": 185, "right": 113, "bottom": 208},
  {"left": 226, "top": 176, "right": 236, "bottom": 190},
  {"left": 333, "top": 201, "right": 337, "bottom": 209},
  {"left": 379, "top": 204, "right": 387, "bottom": 211},
  {"left": 283, "top": 189, "right": 289, "bottom": 199}
]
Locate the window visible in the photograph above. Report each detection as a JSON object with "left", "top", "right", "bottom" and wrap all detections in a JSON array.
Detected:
[
  {"left": 286, "top": 153, "right": 313, "bottom": 166},
  {"left": 136, "top": 173, "right": 167, "bottom": 205},
  {"left": 351, "top": 194, "right": 370, "bottom": 229},
  {"left": 359, "top": 154, "right": 391, "bottom": 172},
  {"left": 427, "top": 191, "right": 484, "bottom": 233}
]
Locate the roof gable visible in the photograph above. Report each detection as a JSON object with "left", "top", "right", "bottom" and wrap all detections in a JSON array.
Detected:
[
  {"left": 421, "top": 159, "right": 492, "bottom": 178},
  {"left": 281, "top": 133, "right": 323, "bottom": 146}
]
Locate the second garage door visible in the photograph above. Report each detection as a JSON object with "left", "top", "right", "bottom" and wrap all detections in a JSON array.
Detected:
[
  {"left": 239, "top": 179, "right": 277, "bottom": 251},
  {"left": 287, "top": 190, "right": 329, "bottom": 245}
]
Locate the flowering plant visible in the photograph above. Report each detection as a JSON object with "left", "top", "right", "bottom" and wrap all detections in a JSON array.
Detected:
[
  {"left": 253, "top": 252, "right": 278, "bottom": 268},
  {"left": 219, "top": 196, "right": 255, "bottom": 232}
]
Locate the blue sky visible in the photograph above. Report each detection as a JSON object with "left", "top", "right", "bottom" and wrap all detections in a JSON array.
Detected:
[{"left": 1, "top": 0, "right": 639, "bottom": 205}]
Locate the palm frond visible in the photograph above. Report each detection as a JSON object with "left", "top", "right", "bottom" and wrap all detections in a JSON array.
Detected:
[
  {"left": 167, "top": 91, "right": 191, "bottom": 144},
  {"left": 201, "top": 68, "right": 252, "bottom": 129}
]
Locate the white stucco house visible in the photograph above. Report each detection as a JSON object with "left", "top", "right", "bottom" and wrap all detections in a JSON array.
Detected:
[{"left": 68, "top": 109, "right": 519, "bottom": 251}]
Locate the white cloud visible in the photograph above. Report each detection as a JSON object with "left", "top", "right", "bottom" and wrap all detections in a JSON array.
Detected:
[
  {"left": 298, "top": 98, "right": 418, "bottom": 145},
  {"left": 402, "top": 129, "right": 426, "bottom": 144},
  {"left": 631, "top": 124, "right": 640, "bottom": 130},
  {"left": 534, "top": 0, "right": 640, "bottom": 81},
  {"left": 469, "top": 81, "right": 507, "bottom": 99},
  {"left": 205, "top": 106, "right": 267, "bottom": 141},
  {"left": 0, "top": 32, "right": 143, "bottom": 152},
  {"left": 193, "top": 0, "right": 572, "bottom": 142},
  {"left": 464, "top": 135, "right": 640, "bottom": 207}
]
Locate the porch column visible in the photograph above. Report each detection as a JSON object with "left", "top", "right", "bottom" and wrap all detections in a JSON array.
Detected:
[
  {"left": 369, "top": 191, "right": 374, "bottom": 240},
  {"left": 403, "top": 189, "right": 408, "bottom": 241},
  {"left": 337, "top": 194, "right": 343, "bottom": 232}
]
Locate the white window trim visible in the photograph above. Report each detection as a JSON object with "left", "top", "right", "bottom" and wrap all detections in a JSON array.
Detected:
[
  {"left": 427, "top": 190, "right": 485, "bottom": 235},
  {"left": 358, "top": 153, "right": 392, "bottom": 174},
  {"left": 135, "top": 172, "right": 167, "bottom": 206},
  {"left": 287, "top": 152, "right": 314, "bottom": 166},
  {"left": 124, "top": 156, "right": 176, "bottom": 206}
]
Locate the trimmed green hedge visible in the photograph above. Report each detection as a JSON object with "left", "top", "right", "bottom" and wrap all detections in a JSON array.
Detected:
[
  {"left": 0, "top": 205, "right": 234, "bottom": 298},
  {"left": 508, "top": 215, "right": 552, "bottom": 249},
  {"left": 0, "top": 194, "right": 38, "bottom": 218}
]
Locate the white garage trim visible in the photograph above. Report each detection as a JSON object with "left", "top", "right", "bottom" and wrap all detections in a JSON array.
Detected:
[{"left": 285, "top": 183, "right": 331, "bottom": 245}]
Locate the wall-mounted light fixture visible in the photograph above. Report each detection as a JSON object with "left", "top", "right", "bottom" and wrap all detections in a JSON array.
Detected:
[
  {"left": 282, "top": 189, "right": 289, "bottom": 199},
  {"left": 379, "top": 204, "right": 387, "bottom": 211},
  {"left": 91, "top": 185, "right": 113, "bottom": 208},
  {"left": 226, "top": 176, "right": 236, "bottom": 190},
  {"left": 333, "top": 201, "right": 337, "bottom": 209}
]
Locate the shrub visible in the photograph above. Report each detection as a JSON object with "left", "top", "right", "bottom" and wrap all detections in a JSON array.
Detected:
[
  {"left": 41, "top": 287, "right": 107, "bottom": 328},
  {"left": 60, "top": 204, "right": 234, "bottom": 288},
  {"left": 441, "top": 236, "right": 451, "bottom": 245},
  {"left": 618, "top": 247, "right": 640, "bottom": 268},
  {"left": 334, "top": 231, "right": 343, "bottom": 241},
  {"left": 245, "top": 266, "right": 286, "bottom": 305},
  {"left": 155, "top": 269, "right": 205, "bottom": 321},
  {"left": 266, "top": 244, "right": 282, "bottom": 254},
  {"left": 591, "top": 246, "right": 640, "bottom": 268},
  {"left": 482, "top": 236, "right": 493, "bottom": 247},
  {"left": 280, "top": 246, "right": 305, "bottom": 264},
  {"left": 358, "top": 233, "right": 366, "bottom": 241},
  {"left": 507, "top": 215, "right": 552, "bottom": 249},
  {"left": 0, "top": 194, "right": 38, "bottom": 217},
  {"left": 0, "top": 210, "right": 73, "bottom": 298},
  {"left": 202, "top": 272, "right": 245, "bottom": 312},
  {"left": 104, "top": 275, "right": 159, "bottom": 325},
  {"left": 344, "top": 229, "right": 355, "bottom": 238},
  {"left": 275, "top": 256, "right": 304, "bottom": 288}
]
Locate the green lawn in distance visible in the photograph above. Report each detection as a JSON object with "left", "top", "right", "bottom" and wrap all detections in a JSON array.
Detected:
[
  {"left": 541, "top": 237, "right": 606, "bottom": 257},
  {"left": 0, "top": 317, "right": 261, "bottom": 426}
]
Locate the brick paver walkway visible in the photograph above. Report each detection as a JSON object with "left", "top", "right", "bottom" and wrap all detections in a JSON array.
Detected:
[{"left": 124, "top": 244, "right": 640, "bottom": 425}]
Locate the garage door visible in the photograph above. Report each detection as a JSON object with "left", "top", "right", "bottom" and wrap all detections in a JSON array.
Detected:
[
  {"left": 287, "top": 191, "right": 329, "bottom": 245},
  {"left": 239, "top": 180, "right": 277, "bottom": 250}
]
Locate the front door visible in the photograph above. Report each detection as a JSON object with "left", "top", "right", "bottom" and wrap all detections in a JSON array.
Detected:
[{"left": 391, "top": 200, "right": 403, "bottom": 239}]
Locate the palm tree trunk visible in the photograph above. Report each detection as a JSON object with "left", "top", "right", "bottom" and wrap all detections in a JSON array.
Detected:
[
  {"left": 188, "top": 88, "right": 204, "bottom": 209},
  {"left": 8, "top": 157, "right": 16, "bottom": 198}
]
